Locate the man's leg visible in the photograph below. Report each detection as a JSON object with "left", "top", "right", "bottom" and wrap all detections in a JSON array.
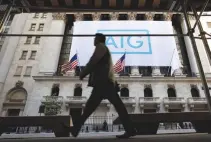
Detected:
[
  {"left": 107, "top": 84, "right": 136, "bottom": 138},
  {"left": 71, "top": 87, "right": 103, "bottom": 137}
]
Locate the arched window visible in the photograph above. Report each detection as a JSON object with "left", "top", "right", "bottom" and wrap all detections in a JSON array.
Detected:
[
  {"left": 167, "top": 88, "right": 176, "bottom": 97},
  {"left": 120, "top": 88, "right": 129, "bottom": 97},
  {"left": 74, "top": 87, "right": 82, "bottom": 96},
  {"left": 51, "top": 84, "right": 60, "bottom": 96},
  {"left": 191, "top": 88, "right": 200, "bottom": 98},
  {"left": 144, "top": 88, "right": 153, "bottom": 97}
]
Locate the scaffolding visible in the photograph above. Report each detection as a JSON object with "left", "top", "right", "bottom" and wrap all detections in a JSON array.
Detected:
[{"left": 0, "top": 0, "right": 211, "bottom": 113}]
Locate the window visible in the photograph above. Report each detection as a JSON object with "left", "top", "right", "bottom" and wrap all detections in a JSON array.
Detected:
[
  {"left": 3, "top": 28, "right": 9, "bottom": 33},
  {"left": 34, "top": 36, "right": 40, "bottom": 44},
  {"left": 20, "top": 51, "right": 28, "bottom": 60},
  {"left": 34, "top": 13, "right": 39, "bottom": 18},
  {"left": 14, "top": 66, "right": 23, "bottom": 76},
  {"left": 38, "top": 23, "right": 44, "bottom": 31},
  {"left": 29, "top": 51, "right": 37, "bottom": 60},
  {"left": 25, "top": 36, "right": 32, "bottom": 44},
  {"left": 41, "top": 13, "right": 47, "bottom": 18},
  {"left": 29, "top": 23, "right": 36, "bottom": 31},
  {"left": 51, "top": 84, "right": 60, "bottom": 96},
  {"left": 24, "top": 66, "right": 32, "bottom": 76},
  {"left": 207, "top": 22, "right": 211, "bottom": 28}
]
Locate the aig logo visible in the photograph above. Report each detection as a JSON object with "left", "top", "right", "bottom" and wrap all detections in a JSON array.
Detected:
[{"left": 97, "top": 30, "right": 152, "bottom": 54}]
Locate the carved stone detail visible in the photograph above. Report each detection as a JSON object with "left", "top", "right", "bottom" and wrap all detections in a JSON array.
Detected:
[
  {"left": 144, "top": 84, "right": 152, "bottom": 89},
  {"left": 15, "top": 81, "right": 24, "bottom": 88},
  {"left": 128, "top": 12, "right": 136, "bottom": 20},
  {"left": 121, "top": 84, "right": 128, "bottom": 88},
  {"left": 168, "top": 84, "right": 175, "bottom": 89},
  {"left": 92, "top": 13, "right": 101, "bottom": 21},
  {"left": 74, "top": 13, "right": 83, "bottom": 21},
  {"left": 145, "top": 13, "right": 155, "bottom": 20},
  {"left": 110, "top": 12, "right": 118, "bottom": 20},
  {"left": 75, "top": 83, "right": 82, "bottom": 88},
  {"left": 163, "top": 13, "right": 173, "bottom": 21},
  {"left": 190, "top": 84, "right": 197, "bottom": 89},
  {"left": 52, "top": 13, "right": 66, "bottom": 21}
]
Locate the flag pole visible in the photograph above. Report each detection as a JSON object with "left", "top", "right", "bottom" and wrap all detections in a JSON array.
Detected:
[
  {"left": 167, "top": 48, "right": 176, "bottom": 76},
  {"left": 76, "top": 49, "right": 81, "bottom": 72},
  {"left": 124, "top": 49, "right": 126, "bottom": 73},
  {"left": 76, "top": 49, "right": 83, "bottom": 84}
]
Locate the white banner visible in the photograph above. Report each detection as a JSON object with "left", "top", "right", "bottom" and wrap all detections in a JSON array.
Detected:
[{"left": 70, "top": 21, "right": 181, "bottom": 70}]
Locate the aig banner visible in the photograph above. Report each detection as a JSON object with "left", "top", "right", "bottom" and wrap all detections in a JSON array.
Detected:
[{"left": 70, "top": 21, "right": 181, "bottom": 70}]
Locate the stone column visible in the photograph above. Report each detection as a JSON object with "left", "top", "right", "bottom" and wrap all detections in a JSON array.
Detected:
[
  {"left": 1, "top": 109, "right": 7, "bottom": 116},
  {"left": 180, "top": 15, "right": 199, "bottom": 77},
  {"left": 145, "top": 13, "right": 163, "bottom": 77},
  {"left": 109, "top": 12, "right": 119, "bottom": 77},
  {"left": 39, "top": 13, "right": 66, "bottom": 76},
  {"left": 110, "top": 12, "right": 118, "bottom": 20},
  {"left": 128, "top": 12, "right": 142, "bottom": 77},
  {"left": 92, "top": 13, "right": 101, "bottom": 21},
  {"left": 164, "top": 13, "right": 186, "bottom": 77},
  {"left": 65, "top": 13, "right": 83, "bottom": 76}
]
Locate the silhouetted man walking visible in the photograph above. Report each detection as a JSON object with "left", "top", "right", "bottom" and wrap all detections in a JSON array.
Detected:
[{"left": 65, "top": 33, "right": 136, "bottom": 139}]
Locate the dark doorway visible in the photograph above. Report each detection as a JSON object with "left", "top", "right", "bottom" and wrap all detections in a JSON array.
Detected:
[
  {"left": 7, "top": 109, "right": 20, "bottom": 133},
  {"left": 191, "top": 88, "right": 200, "bottom": 98},
  {"left": 70, "top": 108, "right": 82, "bottom": 126},
  {"left": 168, "top": 109, "right": 181, "bottom": 112},
  {"left": 7, "top": 109, "right": 20, "bottom": 116},
  {"left": 167, "top": 88, "right": 176, "bottom": 97},
  {"left": 143, "top": 109, "right": 156, "bottom": 113},
  {"left": 51, "top": 84, "right": 60, "bottom": 96},
  {"left": 144, "top": 88, "right": 153, "bottom": 97},
  {"left": 120, "top": 88, "right": 129, "bottom": 97},
  {"left": 74, "top": 87, "right": 82, "bottom": 96}
]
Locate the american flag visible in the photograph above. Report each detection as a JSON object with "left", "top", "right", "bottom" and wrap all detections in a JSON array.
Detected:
[
  {"left": 61, "top": 53, "right": 78, "bottom": 73},
  {"left": 113, "top": 53, "right": 126, "bottom": 73}
]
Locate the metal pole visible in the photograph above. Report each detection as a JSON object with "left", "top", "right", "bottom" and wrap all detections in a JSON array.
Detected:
[
  {"left": 0, "top": 5, "right": 12, "bottom": 32},
  {"left": 0, "top": 33, "right": 189, "bottom": 37},
  {"left": 191, "top": 4, "right": 211, "bottom": 66},
  {"left": 192, "top": 0, "right": 209, "bottom": 30},
  {"left": 183, "top": 0, "right": 211, "bottom": 113}
]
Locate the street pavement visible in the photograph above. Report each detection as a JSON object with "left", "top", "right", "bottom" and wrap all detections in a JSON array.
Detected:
[{"left": 0, "top": 133, "right": 211, "bottom": 142}]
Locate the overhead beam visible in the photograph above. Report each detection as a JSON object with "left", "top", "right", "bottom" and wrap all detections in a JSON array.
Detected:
[
  {"left": 109, "top": 0, "right": 116, "bottom": 7},
  {"left": 95, "top": 0, "right": 102, "bottom": 8},
  {"left": 138, "top": 0, "right": 146, "bottom": 8},
  {"left": 153, "top": 0, "right": 160, "bottom": 8},
  {"left": 124, "top": 0, "right": 131, "bottom": 8}
]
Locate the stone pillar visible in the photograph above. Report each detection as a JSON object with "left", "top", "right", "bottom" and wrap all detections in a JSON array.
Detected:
[
  {"left": 1, "top": 109, "right": 7, "bottom": 116},
  {"left": 65, "top": 13, "right": 83, "bottom": 76},
  {"left": 110, "top": 12, "right": 119, "bottom": 77},
  {"left": 110, "top": 12, "right": 118, "bottom": 20},
  {"left": 128, "top": 13, "right": 141, "bottom": 77},
  {"left": 92, "top": 13, "right": 101, "bottom": 21},
  {"left": 180, "top": 15, "right": 199, "bottom": 77},
  {"left": 39, "top": 13, "right": 66, "bottom": 76},
  {"left": 164, "top": 13, "right": 186, "bottom": 77},
  {"left": 145, "top": 13, "right": 163, "bottom": 77}
]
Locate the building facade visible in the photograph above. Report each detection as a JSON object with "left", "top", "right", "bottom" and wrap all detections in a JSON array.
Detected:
[{"left": 0, "top": 12, "right": 211, "bottom": 132}]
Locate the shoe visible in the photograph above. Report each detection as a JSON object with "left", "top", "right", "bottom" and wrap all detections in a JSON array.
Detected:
[
  {"left": 61, "top": 123, "right": 79, "bottom": 137},
  {"left": 116, "top": 129, "right": 137, "bottom": 139},
  {"left": 116, "top": 132, "right": 136, "bottom": 139}
]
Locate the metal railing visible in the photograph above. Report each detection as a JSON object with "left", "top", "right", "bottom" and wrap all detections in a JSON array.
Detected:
[
  {"left": 139, "top": 97, "right": 160, "bottom": 103},
  {"left": 66, "top": 96, "right": 87, "bottom": 103},
  {"left": 163, "top": 97, "right": 185, "bottom": 103},
  {"left": 120, "top": 97, "right": 136, "bottom": 104},
  {"left": 41, "top": 96, "right": 63, "bottom": 104},
  {"left": 187, "top": 97, "right": 207, "bottom": 104}
]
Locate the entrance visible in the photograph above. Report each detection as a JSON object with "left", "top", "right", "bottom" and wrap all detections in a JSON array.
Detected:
[
  {"left": 69, "top": 108, "right": 82, "bottom": 126},
  {"left": 7, "top": 109, "right": 20, "bottom": 133}
]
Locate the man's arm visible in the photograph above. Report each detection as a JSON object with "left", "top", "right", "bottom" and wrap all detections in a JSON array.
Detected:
[{"left": 79, "top": 44, "right": 107, "bottom": 79}]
